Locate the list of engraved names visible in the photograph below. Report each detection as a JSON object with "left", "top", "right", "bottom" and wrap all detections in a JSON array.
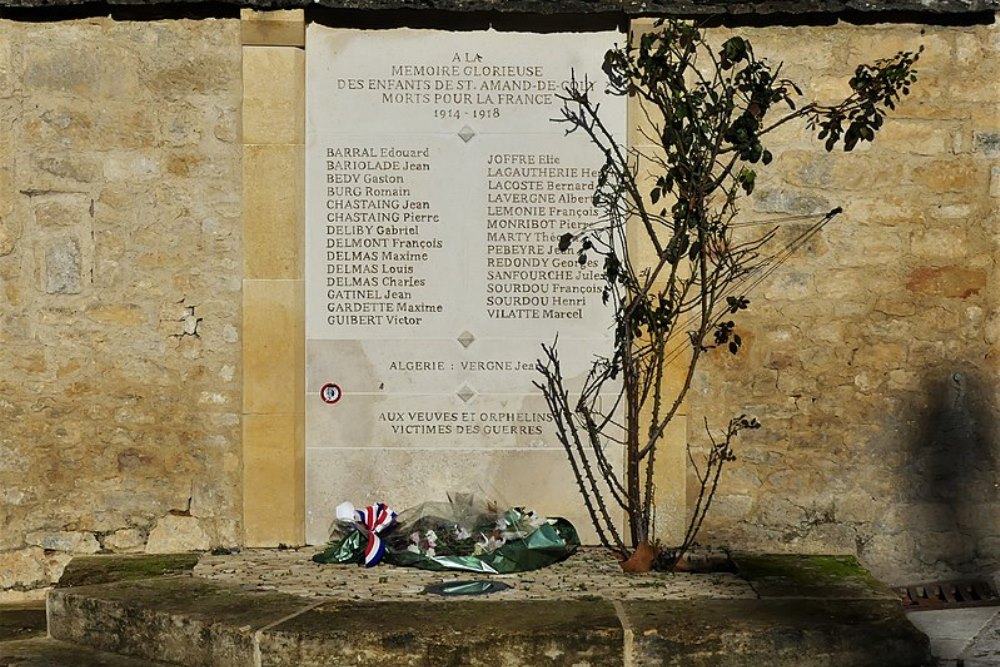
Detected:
[
  {"left": 324, "top": 145, "right": 444, "bottom": 329},
  {"left": 485, "top": 152, "right": 601, "bottom": 321}
]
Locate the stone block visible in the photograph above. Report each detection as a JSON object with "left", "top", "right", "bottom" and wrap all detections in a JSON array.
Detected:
[
  {"left": 243, "top": 414, "right": 305, "bottom": 547},
  {"left": 24, "top": 531, "right": 100, "bottom": 554},
  {"left": 752, "top": 188, "right": 831, "bottom": 216},
  {"left": 101, "top": 529, "right": 146, "bottom": 553},
  {"left": 32, "top": 154, "right": 101, "bottom": 185},
  {"left": 242, "top": 47, "right": 304, "bottom": 145},
  {"left": 974, "top": 132, "right": 1000, "bottom": 157},
  {"left": 144, "top": 515, "right": 211, "bottom": 553},
  {"left": 906, "top": 266, "right": 987, "bottom": 299},
  {"left": 744, "top": 26, "right": 843, "bottom": 73},
  {"left": 910, "top": 226, "right": 970, "bottom": 260},
  {"left": 243, "top": 279, "right": 304, "bottom": 415},
  {"left": 910, "top": 158, "right": 985, "bottom": 193},
  {"left": 43, "top": 237, "right": 81, "bottom": 294},
  {"left": 241, "top": 9, "right": 305, "bottom": 47},
  {"left": 33, "top": 199, "right": 86, "bottom": 227},
  {"left": 0, "top": 549, "right": 47, "bottom": 591},
  {"left": 243, "top": 144, "right": 304, "bottom": 279},
  {"left": 0, "top": 214, "right": 21, "bottom": 257}
]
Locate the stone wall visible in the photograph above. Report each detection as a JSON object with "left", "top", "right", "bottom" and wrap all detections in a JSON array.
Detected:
[
  {"left": 0, "top": 17, "right": 242, "bottom": 600},
  {"left": 0, "top": 7, "right": 997, "bottom": 600},
  {"left": 688, "top": 20, "right": 1000, "bottom": 584}
]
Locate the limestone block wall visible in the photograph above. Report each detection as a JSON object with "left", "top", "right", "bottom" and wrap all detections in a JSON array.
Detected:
[
  {"left": 0, "top": 6, "right": 996, "bottom": 600},
  {"left": 0, "top": 17, "right": 243, "bottom": 599},
  {"left": 687, "top": 20, "right": 1000, "bottom": 584}
]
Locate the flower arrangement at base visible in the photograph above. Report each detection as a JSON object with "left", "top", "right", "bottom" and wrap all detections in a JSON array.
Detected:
[{"left": 312, "top": 494, "right": 580, "bottom": 574}]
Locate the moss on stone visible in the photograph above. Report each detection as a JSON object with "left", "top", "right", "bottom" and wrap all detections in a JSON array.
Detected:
[
  {"left": 734, "top": 554, "right": 893, "bottom": 599},
  {"left": 57, "top": 554, "right": 200, "bottom": 588}
]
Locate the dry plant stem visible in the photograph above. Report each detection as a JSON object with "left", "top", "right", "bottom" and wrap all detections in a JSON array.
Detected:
[{"left": 535, "top": 345, "right": 627, "bottom": 554}]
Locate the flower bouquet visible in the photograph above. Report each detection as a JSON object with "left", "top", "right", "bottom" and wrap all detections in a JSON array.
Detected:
[{"left": 312, "top": 493, "right": 580, "bottom": 574}]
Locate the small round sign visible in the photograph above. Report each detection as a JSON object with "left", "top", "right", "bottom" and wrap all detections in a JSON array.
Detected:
[{"left": 320, "top": 383, "right": 342, "bottom": 404}]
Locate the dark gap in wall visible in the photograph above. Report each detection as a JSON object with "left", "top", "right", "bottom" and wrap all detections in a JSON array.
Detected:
[
  {"left": 0, "top": 2, "right": 241, "bottom": 21},
  {"left": 0, "top": 3, "right": 992, "bottom": 27},
  {"left": 306, "top": 8, "right": 625, "bottom": 32},
  {"left": 695, "top": 8, "right": 995, "bottom": 27}
]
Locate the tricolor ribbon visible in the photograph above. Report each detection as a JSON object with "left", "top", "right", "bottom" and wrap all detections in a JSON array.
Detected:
[{"left": 355, "top": 502, "right": 397, "bottom": 568}]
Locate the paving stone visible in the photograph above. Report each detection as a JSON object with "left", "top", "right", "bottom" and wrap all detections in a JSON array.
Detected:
[
  {"left": 195, "top": 546, "right": 757, "bottom": 602},
  {"left": 907, "top": 607, "right": 998, "bottom": 644},
  {"left": 961, "top": 610, "right": 1000, "bottom": 666}
]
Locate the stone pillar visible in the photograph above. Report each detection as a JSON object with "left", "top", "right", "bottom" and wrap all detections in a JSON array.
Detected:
[{"left": 241, "top": 9, "right": 306, "bottom": 546}]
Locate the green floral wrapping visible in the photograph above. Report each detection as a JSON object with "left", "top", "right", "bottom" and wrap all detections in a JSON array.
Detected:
[{"left": 312, "top": 499, "right": 579, "bottom": 574}]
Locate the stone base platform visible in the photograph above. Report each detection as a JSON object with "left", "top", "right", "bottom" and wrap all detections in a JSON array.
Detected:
[{"left": 1, "top": 548, "right": 933, "bottom": 667}]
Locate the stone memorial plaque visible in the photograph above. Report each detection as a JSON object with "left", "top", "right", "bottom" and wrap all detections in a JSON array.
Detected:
[{"left": 306, "top": 26, "right": 625, "bottom": 543}]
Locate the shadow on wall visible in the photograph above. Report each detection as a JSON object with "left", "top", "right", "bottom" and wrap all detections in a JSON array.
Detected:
[{"left": 896, "top": 369, "right": 1000, "bottom": 581}]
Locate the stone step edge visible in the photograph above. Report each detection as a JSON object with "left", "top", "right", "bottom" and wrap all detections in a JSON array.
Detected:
[
  {"left": 48, "top": 574, "right": 934, "bottom": 667},
  {"left": 0, "top": 637, "right": 179, "bottom": 667}
]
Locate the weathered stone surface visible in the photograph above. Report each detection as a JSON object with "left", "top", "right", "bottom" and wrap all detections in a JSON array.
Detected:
[
  {"left": 623, "top": 599, "right": 932, "bottom": 667},
  {"left": 43, "top": 553, "right": 933, "bottom": 667},
  {"left": 0, "top": 16, "right": 242, "bottom": 601},
  {"left": 48, "top": 578, "right": 314, "bottom": 667},
  {"left": 261, "top": 600, "right": 625, "bottom": 667},
  {"left": 689, "top": 19, "right": 1000, "bottom": 586}
]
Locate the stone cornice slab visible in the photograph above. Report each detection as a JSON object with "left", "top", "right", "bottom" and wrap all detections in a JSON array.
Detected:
[{"left": 0, "top": 0, "right": 996, "bottom": 16}]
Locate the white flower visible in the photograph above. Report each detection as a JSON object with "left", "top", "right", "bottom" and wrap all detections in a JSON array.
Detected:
[
  {"left": 455, "top": 526, "right": 472, "bottom": 540},
  {"left": 335, "top": 501, "right": 357, "bottom": 523},
  {"left": 425, "top": 530, "right": 438, "bottom": 546},
  {"left": 406, "top": 544, "right": 420, "bottom": 554},
  {"left": 478, "top": 533, "right": 506, "bottom": 553}
]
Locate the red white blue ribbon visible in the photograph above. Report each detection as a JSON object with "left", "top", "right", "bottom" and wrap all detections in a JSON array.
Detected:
[{"left": 355, "top": 502, "right": 397, "bottom": 568}]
